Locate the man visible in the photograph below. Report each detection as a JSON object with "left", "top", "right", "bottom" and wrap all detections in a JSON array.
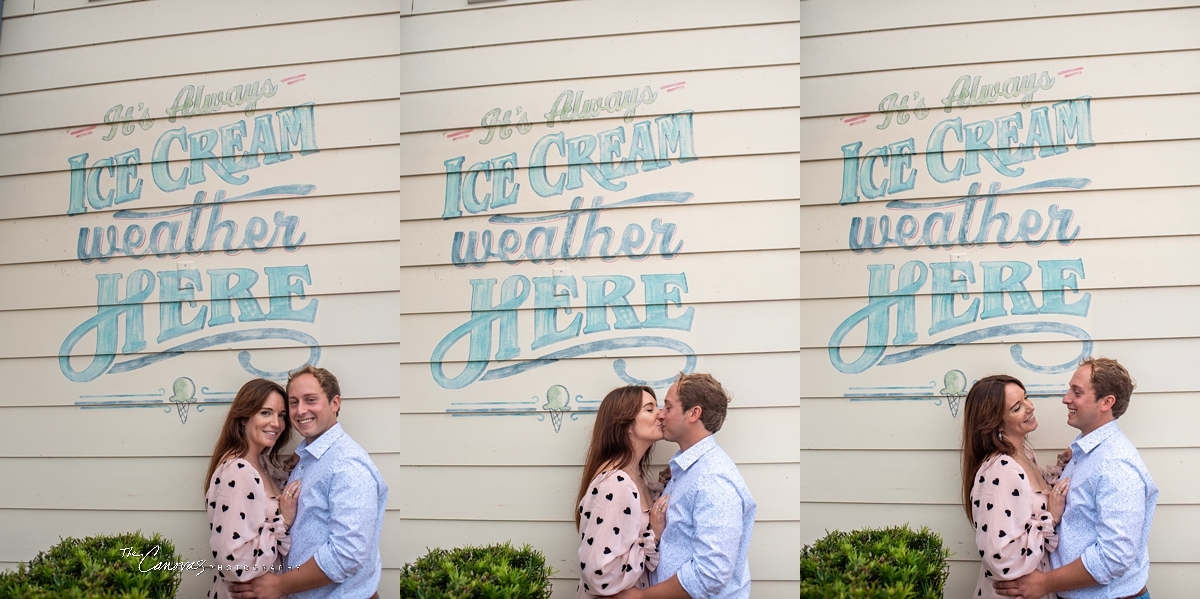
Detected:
[
  {"left": 996, "top": 357, "right": 1157, "bottom": 599},
  {"left": 615, "top": 372, "right": 756, "bottom": 599},
  {"left": 231, "top": 365, "right": 388, "bottom": 599}
]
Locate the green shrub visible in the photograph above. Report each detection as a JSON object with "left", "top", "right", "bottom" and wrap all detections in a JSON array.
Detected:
[
  {"left": 0, "top": 531, "right": 181, "bottom": 599},
  {"left": 398, "top": 542, "right": 554, "bottom": 599},
  {"left": 800, "top": 524, "right": 950, "bottom": 599}
]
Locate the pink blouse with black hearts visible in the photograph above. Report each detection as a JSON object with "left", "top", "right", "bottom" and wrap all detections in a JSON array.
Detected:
[
  {"left": 205, "top": 458, "right": 291, "bottom": 599},
  {"left": 576, "top": 469, "right": 660, "bottom": 597},
  {"left": 970, "top": 452, "right": 1060, "bottom": 599}
]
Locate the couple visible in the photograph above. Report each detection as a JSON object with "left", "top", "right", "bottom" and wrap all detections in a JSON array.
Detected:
[
  {"left": 574, "top": 372, "right": 757, "bottom": 599},
  {"left": 963, "top": 357, "right": 1158, "bottom": 599},
  {"left": 203, "top": 365, "right": 388, "bottom": 599}
]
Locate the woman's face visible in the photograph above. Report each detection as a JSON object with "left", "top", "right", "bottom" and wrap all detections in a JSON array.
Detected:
[
  {"left": 628, "top": 391, "right": 664, "bottom": 444},
  {"left": 245, "top": 391, "right": 287, "bottom": 454},
  {"left": 1000, "top": 383, "right": 1037, "bottom": 440}
]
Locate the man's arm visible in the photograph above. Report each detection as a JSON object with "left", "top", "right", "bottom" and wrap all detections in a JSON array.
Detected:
[
  {"left": 229, "top": 558, "right": 333, "bottom": 599},
  {"left": 313, "top": 459, "right": 382, "bottom": 583},
  {"left": 1078, "top": 460, "right": 1147, "bottom": 584},
  {"left": 613, "top": 574, "right": 690, "bottom": 599},
  {"left": 672, "top": 476, "right": 746, "bottom": 598},
  {"left": 994, "top": 558, "right": 1096, "bottom": 598}
]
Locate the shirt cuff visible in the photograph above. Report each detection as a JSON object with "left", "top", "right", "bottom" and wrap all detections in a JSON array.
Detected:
[
  {"left": 676, "top": 564, "right": 702, "bottom": 599},
  {"left": 314, "top": 544, "right": 347, "bottom": 583},
  {"left": 1079, "top": 545, "right": 1112, "bottom": 585}
]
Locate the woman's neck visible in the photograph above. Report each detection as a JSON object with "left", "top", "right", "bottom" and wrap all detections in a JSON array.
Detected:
[
  {"left": 243, "top": 443, "right": 265, "bottom": 465},
  {"left": 1005, "top": 433, "right": 1027, "bottom": 456},
  {"left": 622, "top": 439, "right": 652, "bottom": 477}
]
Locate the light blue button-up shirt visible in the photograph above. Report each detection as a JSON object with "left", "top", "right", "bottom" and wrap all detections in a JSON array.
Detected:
[
  {"left": 651, "top": 434, "right": 756, "bottom": 599},
  {"left": 284, "top": 423, "right": 388, "bottom": 599},
  {"left": 1051, "top": 420, "right": 1157, "bottom": 599}
]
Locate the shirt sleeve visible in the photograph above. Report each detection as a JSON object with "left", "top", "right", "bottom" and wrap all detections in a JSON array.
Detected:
[
  {"left": 313, "top": 456, "right": 381, "bottom": 583},
  {"left": 1080, "top": 458, "right": 1147, "bottom": 584},
  {"left": 577, "top": 471, "right": 659, "bottom": 596},
  {"left": 971, "top": 456, "right": 1058, "bottom": 582},
  {"left": 675, "top": 474, "right": 747, "bottom": 599},
  {"left": 208, "top": 459, "right": 291, "bottom": 583}
]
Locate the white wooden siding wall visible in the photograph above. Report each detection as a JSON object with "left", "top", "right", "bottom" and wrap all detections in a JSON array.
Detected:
[
  {"left": 398, "top": 0, "right": 799, "bottom": 597},
  {"left": 0, "top": 1, "right": 801, "bottom": 599},
  {"left": 0, "top": 1, "right": 404, "bottom": 598},
  {"left": 800, "top": 1, "right": 1200, "bottom": 596}
]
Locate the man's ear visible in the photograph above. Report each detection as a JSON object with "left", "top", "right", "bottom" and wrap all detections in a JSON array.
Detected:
[
  {"left": 1098, "top": 394, "right": 1116, "bottom": 413},
  {"left": 331, "top": 394, "right": 341, "bottom": 418},
  {"left": 686, "top": 405, "right": 703, "bottom": 424}
]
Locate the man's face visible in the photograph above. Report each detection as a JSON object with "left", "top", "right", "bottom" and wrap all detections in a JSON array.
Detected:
[
  {"left": 658, "top": 383, "right": 688, "bottom": 443},
  {"left": 1063, "top": 365, "right": 1108, "bottom": 435},
  {"left": 288, "top": 373, "right": 340, "bottom": 442}
]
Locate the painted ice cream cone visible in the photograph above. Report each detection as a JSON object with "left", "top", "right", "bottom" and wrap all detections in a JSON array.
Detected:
[
  {"left": 169, "top": 377, "right": 196, "bottom": 424},
  {"left": 939, "top": 370, "right": 967, "bottom": 418},
  {"left": 542, "top": 384, "right": 571, "bottom": 433}
]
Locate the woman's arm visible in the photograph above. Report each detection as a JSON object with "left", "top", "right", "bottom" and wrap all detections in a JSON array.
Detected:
[
  {"left": 972, "top": 456, "right": 1059, "bottom": 581},
  {"left": 208, "top": 459, "right": 292, "bottom": 584},
  {"left": 578, "top": 470, "right": 659, "bottom": 595}
]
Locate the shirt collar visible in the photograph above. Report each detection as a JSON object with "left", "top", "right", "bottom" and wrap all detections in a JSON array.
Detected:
[
  {"left": 296, "top": 422, "right": 344, "bottom": 460},
  {"left": 1071, "top": 419, "right": 1120, "bottom": 455},
  {"left": 670, "top": 434, "right": 717, "bottom": 472}
]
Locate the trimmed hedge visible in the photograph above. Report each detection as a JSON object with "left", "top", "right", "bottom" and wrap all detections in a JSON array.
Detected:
[
  {"left": 398, "top": 542, "right": 554, "bottom": 598},
  {"left": 0, "top": 531, "right": 181, "bottom": 599},
  {"left": 800, "top": 525, "right": 950, "bottom": 599}
]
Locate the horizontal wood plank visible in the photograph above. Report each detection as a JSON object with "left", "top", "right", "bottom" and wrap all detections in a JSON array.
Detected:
[
  {"left": 0, "top": 402, "right": 799, "bottom": 463},
  {"left": 400, "top": 0, "right": 798, "bottom": 54},
  {"left": 0, "top": 0, "right": 405, "bottom": 56},
  {"left": 799, "top": 392, "right": 1200, "bottom": 450},
  {"left": 799, "top": 338, "right": 1200, "bottom": 397},
  {"left": 399, "top": 22, "right": 800, "bottom": 93},
  {"left": 0, "top": 458, "right": 798, "bottom": 521},
  {"left": 801, "top": 8, "right": 1200, "bottom": 78},
  {"left": 800, "top": 448, "right": 1198, "bottom": 505},
  {"left": 0, "top": 14, "right": 402, "bottom": 95}
]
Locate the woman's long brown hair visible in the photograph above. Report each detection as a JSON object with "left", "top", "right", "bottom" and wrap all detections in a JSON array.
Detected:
[
  {"left": 203, "top": 378, "right": 292, "bottom": 492},
  {"left": 960, "top": 374, "right": 1025, "bottom": 523},
  {"left": 575, "top": 385, "right": 656, "bottom": 528}
]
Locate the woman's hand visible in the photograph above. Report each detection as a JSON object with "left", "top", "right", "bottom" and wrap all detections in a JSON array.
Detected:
[
  {"left": 1048, "top": 478, "right": 1070, "bottom": 525},
  {"left": 280, "top": 480, "right": 301, "bottom": 528},
  {"left": 1056, "top": 447, "right": 1072, "bottom": 468},
  {"left": 284, "top": 453, "right": 300, "bottom": 474},
  {"left": 650, "top": 494, "right": 669, "bottom": 540}
]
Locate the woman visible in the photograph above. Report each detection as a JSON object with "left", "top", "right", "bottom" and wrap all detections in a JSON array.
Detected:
[
  {"left": 575, "top": 385, "right": 668, "bottom": 597},
  {"left": 204, "top": 378, "right": 302, "bottom": 599},
  {"left": 961, "top": 375, "right": 1071, "bottom": 599}
]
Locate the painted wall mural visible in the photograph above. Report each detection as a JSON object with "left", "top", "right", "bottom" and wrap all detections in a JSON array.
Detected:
[
  {"left": 56, "top": 75, "right": 323, "bottom": 418},
  {"left": 828, "top": 67, "right": 1096, "bottom": 413},
  {"left": 429, "top": 83, "right": 700, "bottom": 431}
]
